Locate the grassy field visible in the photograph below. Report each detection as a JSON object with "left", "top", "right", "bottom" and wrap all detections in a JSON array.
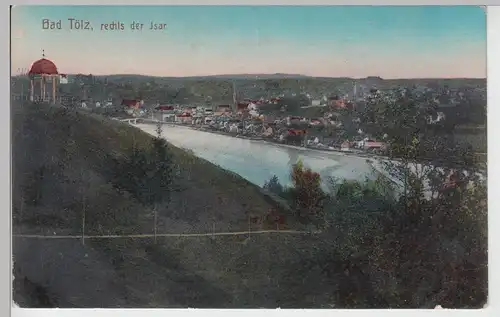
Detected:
[{"left": 12, "top": 102, "right": 338, "bottom": 308}]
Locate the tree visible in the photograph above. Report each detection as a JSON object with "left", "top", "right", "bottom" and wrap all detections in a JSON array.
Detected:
[
  {"left": 277, "top": 95, "right": 309, "bottom": 114},
  {"left": 290, "top": 160, "right": 324, "bottom": 217},
  {"left": 377, "top": 101, "right": 486, "bottom": 306},
  {"left": 76, "top": 167, "right": 94, "bottom": 245},
  {"left": 111, "top": 124, "right": 173, "bottom": 241},
  {"left": 146, "top": 122, "right": 173, "bottom": 242},
  {"left": 263, "top": 175, "right": 284, "bottom": 196},
  {"left": 87, "top": 74, "right": 95, "bottom": 85},
  {"left": 334, "top": 87, "right": 487, "bottom": 307}
]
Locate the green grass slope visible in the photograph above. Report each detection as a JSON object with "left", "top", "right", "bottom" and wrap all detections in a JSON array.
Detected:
[{"left": 11, "top": 102, "right": 333, "bottom": 308}]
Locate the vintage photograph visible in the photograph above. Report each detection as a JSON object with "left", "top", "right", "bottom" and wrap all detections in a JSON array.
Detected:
[{"left": 11, "top": 5, "right": 487, "bottom": 308}]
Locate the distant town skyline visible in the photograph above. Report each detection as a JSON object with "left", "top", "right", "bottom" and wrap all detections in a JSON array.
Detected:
[{"left": 11, "top": 5, "right": 486, "bottom": 79}]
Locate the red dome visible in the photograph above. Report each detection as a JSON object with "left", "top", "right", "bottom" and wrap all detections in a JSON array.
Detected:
[{"left": 28, "top": 58, "right": 58, "bottom": 75}]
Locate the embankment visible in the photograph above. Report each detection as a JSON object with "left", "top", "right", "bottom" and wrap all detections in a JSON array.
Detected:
[{"left": 12, "top": 103, "right": 320, "bottom": 308}]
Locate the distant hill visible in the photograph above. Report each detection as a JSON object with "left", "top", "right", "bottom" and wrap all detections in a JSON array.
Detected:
[
  {"left": 43, "top": 74, "right": 486, "bottom": 88},
  {"left": 93, "top": 73, "right": 312, "bottom": 81},
  {"left": 207, "top": 73, "right": 312, "bottom": 79},
  {"left": 11, "top": 73, "right": 484, "bottom": 106},
  {"left": 11, "top": 72, "right": 486, "bottom": 82}
]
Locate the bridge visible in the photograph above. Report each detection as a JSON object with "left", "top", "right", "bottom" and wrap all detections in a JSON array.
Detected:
[
  {"left": 118, "top": 118, "right": 178, "bottom": 125},
  {"left": 119, "top": 118, "right": 159, "bottom": 125},
  {"left": 119, "top": 118, "right": 140, "bottom": 124}
]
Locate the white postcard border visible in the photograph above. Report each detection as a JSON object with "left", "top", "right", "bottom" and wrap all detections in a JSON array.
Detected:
[{"left": 3, "top": 2, "right": 496, "bottom": 317}]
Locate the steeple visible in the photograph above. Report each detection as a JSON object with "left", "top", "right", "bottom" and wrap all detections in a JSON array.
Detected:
[{"left": 232, "top": 81, "right": 237, "bottom": 111}]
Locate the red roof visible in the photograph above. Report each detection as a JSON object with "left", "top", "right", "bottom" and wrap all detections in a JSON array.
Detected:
[
  {"left": 365, "top": 141, "right": 385, "bottom": 148},
  {"left": 237, "top": 103, "right": 249, "bottom": 110},
  {"left": 122, "top": 99, "right": 139, "bottom": 107},
  {"left": 29, "top": 58, "right": 58, "bottom": 75},
  {"left": 156, "top": 105, "right": 174, "bottom": 110},
  {"left": 287, "top": 129, "right": 306, "bottom": 135}
]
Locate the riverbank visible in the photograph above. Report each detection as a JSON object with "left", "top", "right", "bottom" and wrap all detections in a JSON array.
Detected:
[
  {"left": 134, "top": 123, "right": 400, "bottom": 190},
  {"left": 143, "top": 120, "right": 483, "bottom": 166},
  {"left": 156, "top": 122, "right": 486, "bottom": 174},
  {"left": 137, "top": 120, "right": 383, "bottom": 160},
  {"left": 174, "top": 125, "right": 401, "bottom": 187}
]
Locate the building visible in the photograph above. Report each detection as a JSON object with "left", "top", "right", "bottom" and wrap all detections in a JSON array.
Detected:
[
  {"left": 236, "top": 102, "right": 250, "bottom": 112},
  {"left": 217, "top": 104, "right": 232, "bottom": 112},
  {"left": 156, "top": 105, "right": 174, "bottom": 111},
  {"left": 286, "top": 116, "right": 307, "bottom": 126},
  {"left": 59, "top": 74, "right": 68, "bottom": 84},
  {"left": 175, "top": 112, "right": 192, "bottom": 124},
  {"left": 269, "top": 97, "right": 281, "bottom": 104},
  {"left": 327, "top": 96, "right": 347, "bottom": 109},
  {"left": 427, "top": 111, "right": 446, "bottom": 124},
  {"left": 357, "top": 138, "right": 386, "bottom": 151},
  {"left": 309, "top": 118, "right": 323, "bottom": 126},
  {"left": 122, "top": 99, "right": 142, "bottom": 109},
  {"left": 341, "top": 141, "right": 351, "bottom": 151}
]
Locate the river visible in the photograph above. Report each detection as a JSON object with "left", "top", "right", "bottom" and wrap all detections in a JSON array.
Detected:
[
  {"left": 132, "top": 122, "right": 485, "bottom": 199},
  {"left": 135, "top": 124, "right": 383, "bottom": 189}
]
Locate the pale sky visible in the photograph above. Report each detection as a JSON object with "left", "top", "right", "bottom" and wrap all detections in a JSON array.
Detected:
[{"left": 11, "top": 5, "right": 487, "bottom": 78}]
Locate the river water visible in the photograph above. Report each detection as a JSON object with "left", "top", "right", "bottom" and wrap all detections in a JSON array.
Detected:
[{"left": 135, "top": 124, "right": 382, "bottom": 189}]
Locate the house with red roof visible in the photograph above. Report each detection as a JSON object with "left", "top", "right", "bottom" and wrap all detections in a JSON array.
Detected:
[
  {"left": 122, "top": 99, "right": 142, "bottom": 109},
  {"left": 156, "top": 105, "right": 174, "bottom": 111},
  {"left": 216, "top": 104, "right": 232, "bottom": 112}
]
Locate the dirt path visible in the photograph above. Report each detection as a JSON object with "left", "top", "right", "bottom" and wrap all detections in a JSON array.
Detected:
[{"left": 13, "top": 229, "right": 320, "bottom": 239}]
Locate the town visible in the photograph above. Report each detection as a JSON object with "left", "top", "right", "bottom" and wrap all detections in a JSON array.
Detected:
[{"left": 11, "top": 70, "right": 486, "bottom": 166}]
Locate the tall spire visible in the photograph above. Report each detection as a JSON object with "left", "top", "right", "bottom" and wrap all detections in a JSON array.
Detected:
[{"left": 232, "top": 81, "right": 237, "bottom": 111}]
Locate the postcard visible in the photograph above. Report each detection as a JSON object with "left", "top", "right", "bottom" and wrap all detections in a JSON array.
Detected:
[{"left": 10, "top": 5, "right": 487, "bottom": 309}]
